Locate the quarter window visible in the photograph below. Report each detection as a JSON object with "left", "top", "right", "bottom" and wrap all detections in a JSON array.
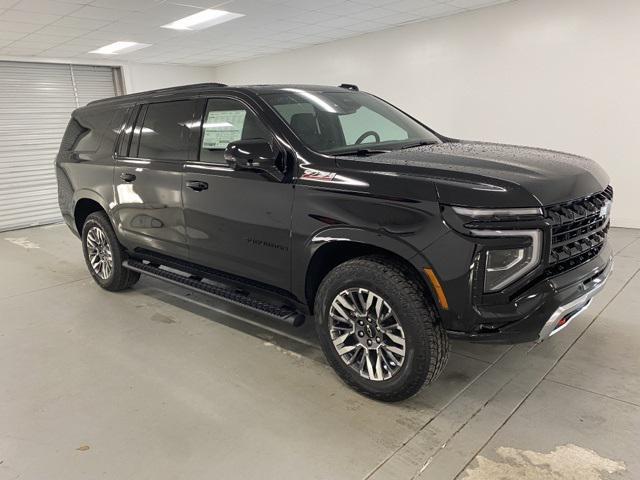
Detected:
[
  {"left": 137, "top": 100, "right": 197, "bottom": 161},
  {"left": 199, "top": 98, "right": 272, "bottom": 163}
]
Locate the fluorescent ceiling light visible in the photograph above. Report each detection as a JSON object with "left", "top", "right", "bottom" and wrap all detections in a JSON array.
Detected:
[
  {"left": 162, "top": 9, "right": 244, "bottom": 31},
  {"left": 89, "top": 41, "right": 151, "bottom": 55}
]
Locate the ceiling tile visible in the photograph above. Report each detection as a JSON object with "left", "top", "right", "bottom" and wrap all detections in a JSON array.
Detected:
[
  {"left": 69, "top": 5, "right": 131, "bottom": 21},
  {"left": 0, "top": 19, "right": 42, "bottom": 32},
  {"left": 89, "top": 0, "right": 163, "bottom": 11},
  {"left": 342, "top": 20, "right": 387, "bottom": 32},
  {"left": 12, "top": 0, "right": 82, "bottom": 15},
  {"left": 291, "top": 10, "right": 336, "bottom": 24},
  {"left": 3, "top": 0, "right": 515, "bottom": 66},
  {"left": 446, "top": 0, "right": 510, "bottom": 8},
  {"left": 374, "top": 10, "right": 422, "bottom": 24},
  {"left": 52, "top": 15, "right": 111, "bottom": 29},
  {"left": 413, "top": 2, "right": 464, "bottom": 18},
  {"left": 316, "top": 15, "right": 363, "bottom": 29},
  {"left": 388, "top": 0, "right": 441, "bottom": 11},
  {"left": 0, "top": 29, "right": 28, "bottom": 40},
  {"left": 118, "top": 3, "right": 202, "bottom": 27},
  {"left": 18, "top": 32, "right": 70, "bottom": 46},
  {"left": 313, "top": 1, "right": 369, "bottom": 16},
  {"left": 348, "top": 6, "right": 398, "bottom": 20},
  {"left": 0, "top": 8, "right": 60, "bottom": 23},
  {"left": 35, "top": 23, "right": 90, "bottom": 36}
]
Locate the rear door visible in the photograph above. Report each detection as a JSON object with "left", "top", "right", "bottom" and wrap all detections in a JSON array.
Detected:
[
  {"left": 182, "top": 96, "right": 294, "bottom": 290},
  {"left": 112, "top": 99, "right": 199, "bottom": 259}
]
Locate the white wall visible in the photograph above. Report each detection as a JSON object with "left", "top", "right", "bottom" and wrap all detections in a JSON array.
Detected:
[
  {"left": 122, "top": 63, "right": 216, "bottom": 93},
  {"left": 213, "top": 0, "right": 640, "bottom": 228}
]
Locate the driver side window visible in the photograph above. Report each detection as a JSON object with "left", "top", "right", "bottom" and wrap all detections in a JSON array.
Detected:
[
  {"left": 339, "top": 106, "right": 408, "bottom": 145},
  {"left": 199, "top": 98, "right": 272, "bottom": 164}
]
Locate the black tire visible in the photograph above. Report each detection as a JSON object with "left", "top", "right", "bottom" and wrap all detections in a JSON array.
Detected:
[
  {"left": 314, "top": 255, "right": 449, "bottom": 402},
  {"left": 81, "top": 211, "right": 140, "bottom": 291}
]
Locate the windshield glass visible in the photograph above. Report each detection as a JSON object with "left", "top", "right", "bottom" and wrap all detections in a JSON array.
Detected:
[{"left": 261, "top": 89, "right": 440, "bottom": 154}]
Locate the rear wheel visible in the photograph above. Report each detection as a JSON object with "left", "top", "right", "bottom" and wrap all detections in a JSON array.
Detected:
[
  {"left": 81, "top": 211, "right": 139, "bottom": 291},
  {"left": 314, "top": 256, "right": 449, "bottom": 402}
]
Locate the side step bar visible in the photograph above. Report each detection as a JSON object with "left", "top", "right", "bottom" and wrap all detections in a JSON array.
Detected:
[{"left": 123, "top": 259, "right": 305, "bottom": 327}]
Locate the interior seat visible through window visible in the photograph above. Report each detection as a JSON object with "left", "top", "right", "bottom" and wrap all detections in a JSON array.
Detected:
[{"left": 199, "top": 98, "right": 273, "bottom": 164}]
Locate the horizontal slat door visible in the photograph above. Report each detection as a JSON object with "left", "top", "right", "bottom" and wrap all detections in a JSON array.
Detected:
[{"left": 0, "top": 61, "right": 118, "bottom": 232}]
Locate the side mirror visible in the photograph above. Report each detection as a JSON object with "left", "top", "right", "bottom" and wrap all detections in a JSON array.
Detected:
[{"left": 224, "top": 139, "right": 284, "bottom": 181}]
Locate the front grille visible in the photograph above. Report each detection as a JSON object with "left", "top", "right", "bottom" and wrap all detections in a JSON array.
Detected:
[{"left": 544, "top": 186, "right": 613, "bottom": 276}]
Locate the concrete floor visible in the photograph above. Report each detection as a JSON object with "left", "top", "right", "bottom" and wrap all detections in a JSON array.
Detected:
[{"left": 1, "top": 225, "right": 639, "bottom": 480}]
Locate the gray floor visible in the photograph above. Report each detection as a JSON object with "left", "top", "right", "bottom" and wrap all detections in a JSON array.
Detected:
[{"left": 1, "top": 225, "right": 639, "bottom": 480}]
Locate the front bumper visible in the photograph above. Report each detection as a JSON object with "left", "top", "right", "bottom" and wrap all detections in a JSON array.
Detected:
[
  {"left": 536, "top": 262, "right": 610, "bottom": 341},
  {"left": 440, "top": 240, "right": 612, "bottom": 344}
]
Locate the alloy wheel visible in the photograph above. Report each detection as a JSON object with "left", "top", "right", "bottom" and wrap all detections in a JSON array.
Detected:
[
  {"left": 86, "top": 226, "right": 113, "bottom": 280},
  {"left": 329, "top": 288, "right": 406, "bottom": 381}
]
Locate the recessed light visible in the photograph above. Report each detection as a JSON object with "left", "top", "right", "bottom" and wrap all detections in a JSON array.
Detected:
[
  {"left": 162, "top": 9, "right": 244, "bottom": 31},
  {"left": 89, "top": 41, "right": 151, "bottom": 55}
]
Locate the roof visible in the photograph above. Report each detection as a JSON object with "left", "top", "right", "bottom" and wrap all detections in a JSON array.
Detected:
[{"left": 83, "top": 82, "right": 359, "bottom": 109}]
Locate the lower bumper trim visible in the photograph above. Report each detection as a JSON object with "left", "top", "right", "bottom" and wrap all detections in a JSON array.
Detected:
[{"left": 537, "top": 263, "right": 611, "bottom": 341}]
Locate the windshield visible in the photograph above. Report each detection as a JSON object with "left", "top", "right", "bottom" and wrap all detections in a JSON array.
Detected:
[{"left": 261, "top": 89, "right": 440, "bottom": 154}]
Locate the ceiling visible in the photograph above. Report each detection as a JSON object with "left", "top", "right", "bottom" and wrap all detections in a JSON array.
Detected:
[{"left": 0, "top": 0, "right": 511, "bottom": 66}]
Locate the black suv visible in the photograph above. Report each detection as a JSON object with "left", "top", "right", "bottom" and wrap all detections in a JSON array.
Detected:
[{"left": 56, "top": 83, "right": 613, "bottom": 401}]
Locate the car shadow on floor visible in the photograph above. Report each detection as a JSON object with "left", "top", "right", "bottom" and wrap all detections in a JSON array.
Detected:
[{"left": 135, "top": 276, "right": 510, "bottom": 411}]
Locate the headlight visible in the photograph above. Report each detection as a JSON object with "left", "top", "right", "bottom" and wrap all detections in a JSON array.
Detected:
[{"left": 471, "top": 229, "right": 542, "bottom": 292}]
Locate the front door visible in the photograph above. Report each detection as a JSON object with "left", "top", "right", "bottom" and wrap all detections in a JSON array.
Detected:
[
  {"left": 182, "top": 97, "right": 293, "bottom": 291},
  {"left": 112, "top": 100, "right": 199, "bottom": 259}
]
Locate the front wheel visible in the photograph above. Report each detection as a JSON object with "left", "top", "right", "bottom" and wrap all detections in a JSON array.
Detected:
[
  {"left": 314, "top": 256, "right": 449, "bottom": 402},
  {"left": 81, "top": 211, "right": 140, "bottom": 291}
]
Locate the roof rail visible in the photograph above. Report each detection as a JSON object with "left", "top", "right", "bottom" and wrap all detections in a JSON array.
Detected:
[
  {"left": 86, "top": 82, "right": 228, "bottom": 106},
  {"left": 338, "top": 83, "right": 359, "bottom": 91}
]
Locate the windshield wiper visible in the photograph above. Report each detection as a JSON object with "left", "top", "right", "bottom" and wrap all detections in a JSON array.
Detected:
[
  {"left": 400, "top": 141, "right": 437, "bottom": 150},
  {"left": 333, "top": 148, "right": 389, "bottom": 157}
]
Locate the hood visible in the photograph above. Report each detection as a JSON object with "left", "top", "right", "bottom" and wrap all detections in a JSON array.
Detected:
[{"left": 352, "top": 141, "right": 609, "bottom": 207}]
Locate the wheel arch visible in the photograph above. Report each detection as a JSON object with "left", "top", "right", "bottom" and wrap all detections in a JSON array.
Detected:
[
  {"left": 73, "top": 190, "right": 110, "bottom": 235},
  {"left": 301, "top": 228, "right": 435, "bottom": 314}
]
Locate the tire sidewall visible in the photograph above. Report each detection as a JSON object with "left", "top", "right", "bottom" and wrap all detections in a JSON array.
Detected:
[{"left": 315, "top": 261, "right": 434, "bottom": 398}]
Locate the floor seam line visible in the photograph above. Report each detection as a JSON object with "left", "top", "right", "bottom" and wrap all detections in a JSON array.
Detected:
[
  {"left": 448, "top": 350, "right": 493, "bottom": 365},
  {"left": 0, "top": 276, "right": 88, "bottom": 301},
  {"left": 450, "top": 266, "right": 640, "bottom": 480},
  {"left": 361, "top": 345, "right": 514, "bottom": 480},
  {"left": 544, "top": 378, "right": 640, "bottom": 409}
]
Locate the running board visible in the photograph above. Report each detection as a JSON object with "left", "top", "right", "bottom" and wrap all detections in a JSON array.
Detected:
[{"left": 123, "top": 259, "right": 305, "bottom": 327}]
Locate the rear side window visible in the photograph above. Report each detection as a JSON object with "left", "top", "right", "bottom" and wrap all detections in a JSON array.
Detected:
[
  {"left": 59, "top": 118, "right": 87, "bottom": 153},
  {"left": 199, "top": 98, "right": 272, "bottom": 164},
  {"left": 74, "top": 107, "right": 118, "bottom": 153},
  {"left": 136, "top": 100, "right": 197, "bottom": 161}
]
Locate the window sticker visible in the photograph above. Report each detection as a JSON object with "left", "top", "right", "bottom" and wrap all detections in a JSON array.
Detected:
[{"left": 202, "top": 110, "right": 247, "bottom": 149}]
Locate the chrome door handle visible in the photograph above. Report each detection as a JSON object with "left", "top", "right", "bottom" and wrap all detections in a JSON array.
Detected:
[{"left": 120, "top": 172, "right": 136, "bottom": 182}]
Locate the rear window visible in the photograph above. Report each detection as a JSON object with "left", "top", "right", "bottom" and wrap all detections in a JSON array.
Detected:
[{"left": 137, "top": 100, "right": 197, "bottom": 161}]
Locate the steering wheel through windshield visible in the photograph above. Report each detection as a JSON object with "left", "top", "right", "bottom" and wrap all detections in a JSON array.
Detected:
[{"left": 355, "top": 130, "right": 380, "bottom": 145}]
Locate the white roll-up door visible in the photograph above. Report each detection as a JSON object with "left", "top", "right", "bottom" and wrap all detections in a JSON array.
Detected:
[{"left": 0, "top": 61, "right": 121, "bottom": 232}]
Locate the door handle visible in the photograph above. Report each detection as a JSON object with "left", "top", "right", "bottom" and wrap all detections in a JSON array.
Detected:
[
  {"left": 120, "top": 172, "right": 136, "bottom": 183},
  {"left": 186, "top": 180, "right": 209, "bottom": 191}
]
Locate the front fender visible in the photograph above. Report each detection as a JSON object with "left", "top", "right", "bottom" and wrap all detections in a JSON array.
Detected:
[{"left": 291, "top": 225, "right": 431, "bottom": 305}]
